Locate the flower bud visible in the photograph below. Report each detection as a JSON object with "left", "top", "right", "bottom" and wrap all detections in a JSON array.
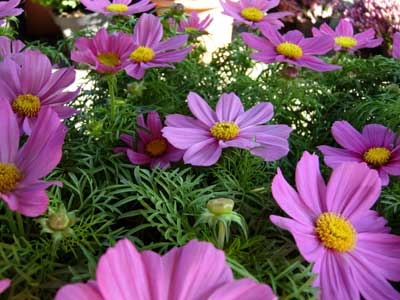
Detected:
[{"left": 207, "top": 198, "right": 235, "bottom": 215}]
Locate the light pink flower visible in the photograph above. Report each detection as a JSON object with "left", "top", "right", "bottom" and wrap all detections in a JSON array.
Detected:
[
  {"left": 175, "top": 11, "right": 213, "bottom": 34},
  {"left": 55, "top": 239, "right": 277, "bottom": 300},
  {"left": 392, "top": 32, "right": 400, "bottom": 59},
  {"left": 124, "top": 13, "right": 192, "bottom": 80},
  {"left": 270, "top": 151, "right": 400, "bottom": 300},
  {"left": 318, "top": 121, "right": 400, "bottom": 186},
  {"left": 0, "top": 36, "right": 24, "bottom": 59},
  {"left": 312, "top": 18, "right": 383, "bottom": 53},
  {"left": 80, "top": 0, "right": 154, "bottom": 17},
  {"left": 0, "top": 279, "right": 11, "bottom": 293},
  {"left": 114, "top": 111, "right": 184, "bottom": 169},
  {"left": 0, "top": 0, "right": 23, "bottom": 25},
  {"left": 221, "top": 0, "right": 291, "bottom": 30},
  {"left": 71, "top": 28, "right": 134, "bottom": 74},
  {"left": 0, "top": 50, "right": 79, "bottom": 135},
  {"left": 0, "top": 101, "right": 66, "bottom": 217},
  {"left": 162, "top": 92, "right": 292, "bottom": 166},
  {"left": 242, "top": 27, "right": 341, "bottom": 72}
]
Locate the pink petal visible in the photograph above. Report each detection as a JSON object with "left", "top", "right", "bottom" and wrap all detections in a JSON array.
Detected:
[
  {"left": 299, "top": 36, "right": 334, "bottom": 55},
  {"left": 0, "top": 100, "right": 19, "bottom": 163},
  {"left": 165, "top": 114, "right": 208, "bottom": 129},
  {"left": 124, "top": 63, "right": 146, "bottom": 80},
  {"left": 183, "top": 138, "right": 222, "bottom": 166},
  {"left": 153, "top": 47, "right": 192, "bottom": 63},
  {"left": 235, "top": 102, "right": 273, "bottom": 128},
  {"left": 331, "top": 121, "right": 368, "bottom": 153},
  {"left": 352, "top": 210, "right": 390, "bottom": 233},
  {"left": 146, "top": 111, "right": 163, "bottom": 136},
  {"left": 283, "top": 30, "right": 303, "bottom": 44},
  {"left": 249, "top": 134, "right": 290, "bottom": 161},
  {"left": 154, "top": 34, "right": 188, "bottom": 53},
  {"left": 2, "top": 188, "right": 49, "bottom": 217},
  {"left": 56, "top": 281, "right": 104, "bottom": 300},
  {"left": 325, "top": 162, "right": 381, "bottom": 222},
  {"left": 382, "top": 146, "right": 400, "bottom": 175},
  {"left": 318, "top": 145, "right": 362, "bottom": 168},
  {"left": 241, "top": 32, "right": 275, "bottom": 52},
  {"left": 126, "top": 149, "right": 151, "bottom": 166},
  {"left": 298, "top": 55, "right": 341, "bottom": 72},
  {"left": 187, "top": 92, "right": 217, "bottom": 127},
  {"left": 133, "top": 14, "right": 163, "bottom": 48},
  {"left": 162, "top": 127, "right": 211, "bottom": 149},
  {"left": 361, "top": 124, "right": 395, "bottom": 149},
  {"left": 120, "top": 133, "right": 133, "bottom": 147},
  {"left": 220, "top": 136, "right": 259, "bottom": 149},
  {"left": 335, "top": 19, "right": 354, "bottom": 36},
  {"left": 0, "top": 279, "right": 11, "bottom": 293},
  {"left": 260, "top": 26, "right": 283, "bottom": 46},
  {"left": 393, "top": 32, "right": 400, "bottom": 59},
  {"left": 215, "top": 92, "right": 244, "bottom": 122}
]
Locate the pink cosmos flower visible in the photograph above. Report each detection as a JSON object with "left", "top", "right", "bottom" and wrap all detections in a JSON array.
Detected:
[
  {"left": 270, "top": 151, "right": 400, "bottom": 300},
  {"left": 162, "top": 92, "right": 292, "bottom": 166},
  {"left": 312, "top": 18, "right": 383, "bottom": 53},
  {"left": 0, "top": 50, "right": 79, "bottom": 135},
  {"left": 71, "top": 28, "right": 134, "bottom": 74},
  {"left": 0, "top": 0, "right": 23, "bottom": 25},
  {"left": 0, "top": 279, "right": 10, "bottom": 294},
  {"left": 124, "top": 13, "right": 192, "bottom": 80},
  {"left": 242, "top": 27, "right": 341, "bottom": 72},
  {"left": 175, "top": 12, "right": 213, "bottom": 34},
  {"left": 0, "top": 36, "right": 24, "bottom": 60},
  {"left": 221, "top": 0, "right": 291, "bottom": 30},
  {"left": 80, "top": 0, "right": 154, "bottom": 17},
  {"left": 55, "top": 239, "right": 277, "bottom": 300},
  {"left": 392, "top": 32, "right": 400, "bottom": 59},
  {"left": 318, "top": 121, "right": 400, "bottom": 186},
  {"left": 0, "top": 101, "right": 66, "bottom": 217},
  {"left": 114, "top": 111, "right": 184, "bottom": 169}
]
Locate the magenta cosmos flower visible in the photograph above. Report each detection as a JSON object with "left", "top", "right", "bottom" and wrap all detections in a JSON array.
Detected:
[
  {"left": 175, "top": 11, "right": 213, "bottom": 34},
  {"left": 318, "top": 121, "right": 400, "bottom": 186},
  {"left": 242, "top": 27, "right": 341, "bottom": 72},
  {"left": 392, "top": 32, "right": 400, "bottom": 59},
  {"left": 162, "top": 92, "right": 292, "bottom": 166},
  {"left": 114, "top": 111, "right": 184, "bottom": 169},
  {"left": 0, "top": 0, "right": 23, "bottom": 25},
  {"left": 0, "top": 36, "right": 24, "bottom": 60},
  {"left": 80, "top": 0, "right": 154, "bottom": 17},
  {"left": 124, "top": 13, "right": 192, "bottom": 80},
  {"left": 221, "top": 0, "right": 291, "bottom": 30},
  {"left": 71, "top": 28, "right": 134, "bottom": 74},
  {"left": 0, "top": 50, "right": 79, "bottom": 135},
  {"left": 0, "top": 279, "right": 10, "bottom": 294},
  {"left": 0, "top": 101, "right": 66, "bottom": 217},
  {"left": 312, "top": 19, "right": 383, "bottom": 53},
  {"left": 55, "top": 239, "right": 276, "bottom": 300},
  {"left": 270, "top": 151, "right": 400, "bottom": 300}
]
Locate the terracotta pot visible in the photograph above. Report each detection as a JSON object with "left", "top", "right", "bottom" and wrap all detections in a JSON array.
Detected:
[{"left": 24, "top": 0, "right": 61, "bottom": 37}]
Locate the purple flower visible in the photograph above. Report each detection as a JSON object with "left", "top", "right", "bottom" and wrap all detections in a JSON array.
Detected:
[
  {"left": 0, "top": 36, "right": 24, "bottom": 60},
  {"left": 270, "top": 151, "right": 400, "bottom": 300},
  {"left": 175, "top": 11, "right": 213, "bottom": 34},
  {"left": 55, "top": 239, "right": 277, "bottom": 300},
  {"left": 0, "top": 101, "right": 66, "bottom": 217},
  {"left": 318, "top": 121, "right": 400, "bottom": 186},
  {"left": 312, "top": 18, "right": 383, "bottom": 53},
  {"left": 0, "top": 0, "right": 23, "bottom": 25},
  {"left": 71, "top": 28, "right": 134, "bottom": 74},
  {"left": 393, "top": 32, "right": 400, "bottom": 59},
  {"left": 242, "top": 27, "right": 341, "bottom": 72},
  {"left": 0, "top": 279, "right": 10, "bottom": 294},
  {"left": 221, "top": 0, "right": 292, "bottom": 30},
  {"left": 162, "top": 92, "right": 292, "bottom": 166},
  {"left": 114, "top": 111, "right": 184, "bottom": 169},
  {"left": 0, "top": 50, "right": 79, "bottom": 135},
  {"left": 124, "top": 13, "right": 192, "bottom": 80},
  {"left": 80, "top": 0, "right": 154, "bottom": 17}
]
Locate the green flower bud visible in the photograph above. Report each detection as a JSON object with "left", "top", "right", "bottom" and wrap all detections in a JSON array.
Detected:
[{"left": 207, "top": 198, "right": 235, "bottom": 215}]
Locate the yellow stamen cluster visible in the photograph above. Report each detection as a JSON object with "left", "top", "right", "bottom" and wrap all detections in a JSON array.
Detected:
[
  {"left": 315, "top": 212, "right": 356, "bottom": 252},
  {"left": 335, "top": 36, "right": 357, "bottom": 49},
  {"left": 12, "top": 94, "right": 41, "bottom": 117},
  {"left": 0, "top": 163, "right": 22, "bottom": 194},
  {"left": 130, "top": 47, "right": 155, "bottom": 63},
  {"left": 97, "top": 52, "right": 121, "bottom": 67},
  {"left": 363, "top": 147, "right": 391, "bottom": 166},
  {"left": 276, "top": 42, "right": 303, "bottom": 59},
  {"left": 210, "top": 122, "right": 240, "bottom": 141},
  {"left": 106, "top": 4, "right": 129, "bottom": 13},
  {"left": 241, "top": 7, "right": 264, "bottom": 22},
  {"left": 145, "top": 138, "right": 168, "bottom": 157}
]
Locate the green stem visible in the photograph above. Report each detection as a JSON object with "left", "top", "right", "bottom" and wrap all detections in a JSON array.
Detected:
[
  {"left": 107, "top": 75, "right": 117, "bottom": 122},
  {"left": 16, "top": 213, "right": 25, "bottom": 237},
  {"left": 217, "top": 221, "right": 226, "bottom": 249},
  {"left": 6, "top": 209, "right": 17, "bottom": 234}
]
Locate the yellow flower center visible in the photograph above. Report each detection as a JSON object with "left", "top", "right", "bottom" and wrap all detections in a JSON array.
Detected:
[
  {"left": 276, "top": 42, "right": 303, "bottom": 59},
  {"left": 12, "top": 94, "right": 41, "bottom": 117},
  {"left": 363, "top": 147, "right": 391, "bottom": 166},
  {"left": 0, "top": 163, "right": 22, "bottom": 194},
  {"left": 315, "top": 212, "right": 356, "bottom": 252},
  {"left": 335, "top": 36, "right": 357, "bottom": 49},
  {"left": 145, "top": 138, "right": 168, "bottom": 157},
  {"left": 106, "top": 4, "right": 129, "bottom": 13},
  {"left": 130, "top": 47, "right": 155, "bottom": 63},
  {"left": 241, "top": 7, "right": 264, "bottom": 22},
  {"left": 97, "top": 52, "right": 121, "bottom": 67},
  {"left": 210, "top": 122, "right": 240, "bottom": 141}
]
